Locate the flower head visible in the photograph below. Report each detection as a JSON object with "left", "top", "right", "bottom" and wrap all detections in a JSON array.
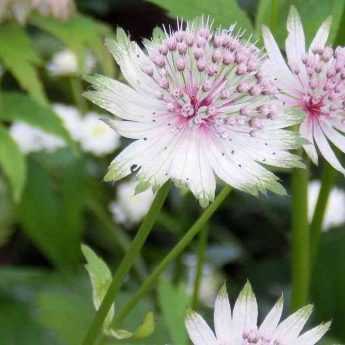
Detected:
[
  {"left": 263, "top": 6, "right": 345, "bottom": 174},
  {"left": 0, "top": 0, "right": 74, "bottom": 24},
  {"left": 186, "top": 282, "right": 330, "bottom": 345},
  {"left": 79, "top": 112, "right": 120, "bottom": 156},
  {"left": 109, "top": 179, "right": 155, "bottom": 225},
  {"left": 85, "top": 18, "right": 303, "bottom": 207},
  {"left": 47, "top": 49, "right": 96, "bottom": 77},
  {"left": 10, "top": 121, "right": 65, "bottom": 153}
]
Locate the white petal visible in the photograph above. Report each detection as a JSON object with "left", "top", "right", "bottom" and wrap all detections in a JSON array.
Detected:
[
  {"left": 262, "top": 26, "right": 300, "bottom": 94},
  {"left": 314, "top": 122, "right": 345, "bottom": 174},
  {"left": 260, "top": 295, "right": 284, "bottom": 335},
  {"left": 84, "top": 75, "right": 164, "bottom": 122},
  {"left": 293, "top": 321, "right": 331, "bottom": 345},
  {"left": 185, "top": 129, "right": 216, "bottom": 207},
  {"left": 273, "top": 305, "right": 313, "bottom": 342},
  {"left": 105, "top": 31, "right": 160, "bottom": 95},
  {"left": 320, "top": 120, "right": 345, "bottom": 154},
  {"left": 309, "top": 17, "right": 332, "bottom": 52},
  {"left": 185, "top": 312, "right": 218, "bottom": 345},
  {"left": 105, "top": 118, "right": 169, "bottom": 140},
  {"left": 300, "top": 117, "right": 319, "bottom": 165},
  {"left": 214, "top": 284, "right": 232, "bottom": 343},
  {"left": 232, "top": 282, "right": 258, "bottom": 339},
  {"left": 286, "top": 6, "right": 306, "bottom": 64}
]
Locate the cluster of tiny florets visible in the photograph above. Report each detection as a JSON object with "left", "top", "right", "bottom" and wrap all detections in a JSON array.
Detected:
[
  {"left": 294, "top": 46, "right": 345, "bottom": 121},
  {"left": 140, "top": 20, "right": 280, "bottom": 138}
]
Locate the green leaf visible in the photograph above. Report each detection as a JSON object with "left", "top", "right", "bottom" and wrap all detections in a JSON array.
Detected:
[
  {"left": 31, "top": 13, "right": 114, "bottom": 76},
  {"left": 0, "top": 24, "right": 46, "bottom": 104},
  {"left": 106, "top": 312, "right": 155, "bottom": 340},
  {"left": 0, "top": 92, "right": 73, "bottom": 146},
  {"left": 81, "top": 244, "right": 114, "bottom": 328},
  {"left": 18, "top": 154, "right": 86, "bottom": 269},
  {"left": 255, "top": 0, "right": 345, "bottom": 46},
  {"left": 147, "top": 0, "right": 253, "bottom": 32},
  {"left": 158, "top": 278, "right": 190, "bottom": 345},
  {"left": 36, "top": 289, "right": 93, "bottom": 345},
  {"left": 0, "top": 127, "right": 26, "bottom": 202}
]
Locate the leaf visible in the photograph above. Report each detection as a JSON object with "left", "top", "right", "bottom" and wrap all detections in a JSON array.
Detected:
[
  {"left": 158, "top": 278, "right": 190, "bottom": 345},
  {"left": 0, "top": 24, "right": 46, "bottom": 104},
  {"left": 106, "top": 312, "right": 155, "bottom": 340},
  {"left": 36, "top": 289, "right": 93, "bottom": 345},
  {"left": 0, "top": 92, "right": 73, "bottom": 146},
  {"left": 18, "top": 154, "right": 86, "bottom": 269},
  {"left": 31, "top": 13, "right": 114, "bottom": 76},
  {"left": 255, "top": 0, "right": 345, "bottom": 46},
  {"left": 147, "top": 0, "right": 253, "bottom": 32},
  {"left": 0, "top": 127, "right": 26, "bottom": 202},
  {"left": 81, "top": 244, "right": 114, "bottom": 328}
]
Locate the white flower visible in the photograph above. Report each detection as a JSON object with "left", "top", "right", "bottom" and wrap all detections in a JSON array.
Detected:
[
  {"left": 109, "top": 179, "right": 154, "bottom": 225},
  {"left": 10, "top": 122, "right": 65, "bottom": 153},
  {"left": 186, "top": 282, "right": 330, "bottom": 345},
  {"left": 0, "top": 0, "right": 74, "bottom": 24},
  {"left": 53, "top": 103, "right": 83, "bottom": 141},
  {"left": 184, "top": 254, "right": 223, "bottom": 307},
  {"left": 47, "top": 49, "right": 96, "bottom": 77},
  {"left": 85, "top": 18, "right": 303, "bottom": 207},
  {"left": 263, "top": 6, "right": 345, "bottom": 174},
  {"left": 308, "top": 180, "right": 345, "bottom": 230},
  {"left": 79, "top": 112, "right": 120, "bottom": 156}
]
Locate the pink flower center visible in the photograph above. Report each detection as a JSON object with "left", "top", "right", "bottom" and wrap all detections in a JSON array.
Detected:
[{"left": 302, "top": 95, "right": 323, "bottom": 118}]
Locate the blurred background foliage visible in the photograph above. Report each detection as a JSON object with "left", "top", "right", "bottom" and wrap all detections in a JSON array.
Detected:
[{"left": 0, "top": 0, "right": 345, "bottom": 344}]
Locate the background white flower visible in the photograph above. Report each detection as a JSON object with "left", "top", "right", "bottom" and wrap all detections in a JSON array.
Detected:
[
  {"left": 184, "top": 254, "right": 223, "bottom": 307},
  {"left": 10, "top": 121, "right": 65, "bottom": 153},
  {"left": 109, "top": 179, "right": 154, "bottom": 226},
  {"left": 53, "top": 103, "right": 83, "bottom": 141},
  {"left": 186, "top": 282, "right": 330, "bottom": 345},
  {"left": 85, "top": 20, "right": 303, "bottom": 207},
  {"left": 79, "top": 112, "right": 120, "bottom": 156},
  {"left": 47, "top": 49, "right": 96, "bottom": 77},
  {"left": 263, "top": 6, "right": 345, "bottom": 174},
  {"left": 308, "top": 180, "right": 345, "bottom": 231}
]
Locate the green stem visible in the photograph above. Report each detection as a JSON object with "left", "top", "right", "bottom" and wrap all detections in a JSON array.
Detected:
[
  {"left": 290, "top": 167, "right": 310, "bottom": 311},
  {"left": 310, "top": 163, "right": 336, "bottom": 265},
  {"left": 192, "top": 225, "right": 208, "bottom": 309},
  {"left": 113, "top": 186, "right": 231, "bottom": 325},
  {"left": 81, "top": 181, "right": 171, "bottom": 345},
  {"left": 86, "top": 199, "right": 147, "bottom": 280},
  {"left": 270, "top": 0, "right": 278, "bottom": 33},
  {"left": 70, "top": 77, "right": 87, "bottom": 113}
]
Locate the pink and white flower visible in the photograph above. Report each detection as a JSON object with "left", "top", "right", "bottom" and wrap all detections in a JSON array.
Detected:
[
  {"left": 85, "top": 18, "right": 303, "bottom": 207},
  {"left": 186, "top": 282, "right": 330, "bottom": 345},
  {"left": 263, "top": 6, "right": 345, "bottom": 174}
]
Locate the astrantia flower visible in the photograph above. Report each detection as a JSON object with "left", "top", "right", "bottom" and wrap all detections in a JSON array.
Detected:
[
  {"left": 47, "top": 49, "right": 96, "bottom": 77},
  {"left": 79, "top": 112, "right": 120, "bottom": 156},
  {"left": 10, "top": 122, "right": 65, "bottom": 153},
  {"left": 0, "top": 0, "right": 74, "bottom": 24},
  {"left": 85, "top": 18, "right": 303, "bottom": 207},
  {"left": 263, "top": 7, "right": 345, "bottom": 174},
  {"left": 186, "top": 282, "right": 330, "bottom": 345},
  {"left": 109, "top": 179, "right": 155, "bottom": 226}
]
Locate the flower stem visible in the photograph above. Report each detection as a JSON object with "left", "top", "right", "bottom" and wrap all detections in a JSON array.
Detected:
[
  {"left": 310, "top": 163, "right": 336, "bottom": 265},
  {"left": 291, "top": 167, "right": 310, "bottom": 311},
  {"left": 192, "top": 224, "right": 208, "bottom": 309},
  {"left": 86, "top": 198, "right": 147, "bottom": 280},
  {"left": 112, "top": 186, "right": 231, "bottom": 325},
  {"left": 70, "top": 77, "right": 87, "bottom": 114},
  {"left": 81, "top": 181, "right": 171, "bottom": 345}
]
